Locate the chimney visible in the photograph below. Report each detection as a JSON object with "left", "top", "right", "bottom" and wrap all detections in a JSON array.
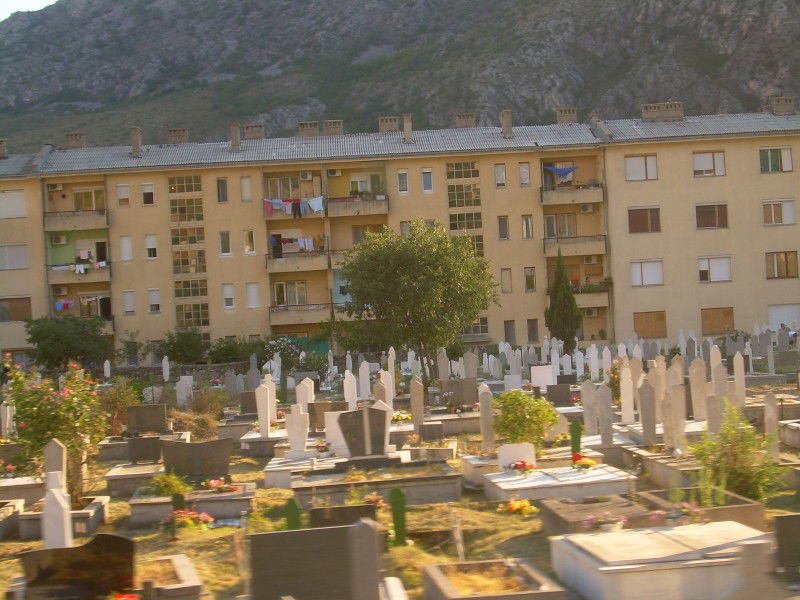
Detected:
[
  {"left": 298, "top": 121, "right": 320, "bottom": 137},
  {"left": 403, "top": 113, "right": 413, "bottom": 143},
  {"left": 130, "top": 127, "right": 142, "bottom": 158},
  {"left": 500, "top": 109, "right": 513, "bottom": 138},
  {"left": 455, "top": 112, "right": 477, "bottom": 128},
  {"left": 0, "top": 139, "right": 6, "bottom": 160},
  {"left": 230, "top": 123, "right": 241, "bottom": 152},
  {"left": 771, "top": 96, "right": 796, "bottom": 116},
  {"left": 641, "top": 101, "right": 684, "bottom": 122},
  {"left": 556, "top": 107, "right": 578, "bottom": 124},
  {"left": 65, "top": 132, "right": 86, "bottom": 149},
  {"left": 323, "top": 120, "right": 343, "bottom": 136},
  {"left": 378, "top": 116, "right": 400, "bottom": 133},
  {"left": 243, "top": 124, "right": 265, "bottom": 139},
  {"left": 167, "top": 128, "right": 189, "bottom": 144}
]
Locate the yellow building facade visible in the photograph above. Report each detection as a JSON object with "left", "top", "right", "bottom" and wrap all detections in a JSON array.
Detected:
[{"left": 0, "top": 102, "right": 798, "bottom": 361}]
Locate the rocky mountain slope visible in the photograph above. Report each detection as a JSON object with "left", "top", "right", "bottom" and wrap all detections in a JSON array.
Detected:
[{"left": 0, "top": 0, "right": 797, "bottom": 151}]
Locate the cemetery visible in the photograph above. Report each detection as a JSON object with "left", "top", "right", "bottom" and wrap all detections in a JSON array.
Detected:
[{"left": 0, "top": 322, "right": 799, "bottom": 599}]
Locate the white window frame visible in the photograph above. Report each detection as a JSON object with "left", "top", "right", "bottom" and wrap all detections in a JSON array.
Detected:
[
  {"left": 141, "top": 183, "right": 155, "bottom": 205},
  {"left": 521, "top": 214, "right": 533, "bottom": 239},
  {"left": 119, "top": 236, "right": 133, "bottom": 262},
  {"left": 243, "top": 229, "right": 256, "bottom": 255},
  {"left": 544, "top": 213, "right": 576, "bottom": 238},
  {"left": 219, "top": 231, "right": 231, "bottom": 256},
  {"left": 625, "top": 155, "right": 658, "bottom": 181},
  {"left": 519, "top": 162, "right": 530, "bottom": 187},
  {"left": 763, "top": 199, "right": 795, "bottom": 226},
  {"left": 698, "top": 256, "right": 731, "bottom": 283},
  {"left": 274, "top": 280, "right": 307, "bottom": 306},
  {"left": 500, "top": 268, "right": 512, "bottom": 293},
  {"left": 145, "top": 234, "right": 157, "bottom": 259},
  {"left": 122, "top": 289, "right": 135, "bottom": 314},
  {"left": 692, "top": 152, "right": 725, "bottom": 177},
  {"left": 0, "top": 244, "right": 28, "bottom": 270},
  {"left": 240, "top": 176, "right": 252, "bottom": 202},
  {"left": 246, "top": 282, "right": 259, "bottom": 308},
  {"left": 498, "top": 215, "right": 509, "bottom": 240},
  {"left": 631, "top": 260, "right": 664, "bottom": 287},
  {"left": 397, "top": 169, "right": 409, "bottom": 194},
  {"left": 222, "top": 283, "right": 235, "bottom": 309},
  {"left": 761, "top": 147, "right": 793, "bottom": 173},
  {"left": 421, "top": 168, "right": 433, "bottom": 193},
  {"left": 494, "top": 164, "right": 507, "bottom": 188},
  {"left": 148, "top": 288, "right": 160, "bottom": 313},
  {"left": 116, "top": 184, "right": 130, "bottom": 207},
  {"left": 0, "top": 190, "right": 26, "bottom": 219}
]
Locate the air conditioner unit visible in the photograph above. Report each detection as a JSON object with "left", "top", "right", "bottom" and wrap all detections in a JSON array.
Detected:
[
  {"left": 327, "top": 169, "right": 342, "bottom": 177},
  {"left": 47, "top": 184, "right": 63, "bottom": 192},
  {"left": 584, "top": 307, "right": 599, "bottom": 317},
  {"left": 300, "top": 171, "right": 314, "bottom": 181},
  {"left": 55, "top": 286, "right": 69, "bottom": 296},
  {"left": 51, "top": 235, "right": 68, "bottom": 245},
  {"left": 579, "top": 203, "right": 594, "bottom": 214},
  {"left": 583, "top": 255, "right": 599, "bottom": 265}
]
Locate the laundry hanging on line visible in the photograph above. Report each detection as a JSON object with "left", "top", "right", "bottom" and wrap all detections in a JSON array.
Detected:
[{"left": 544, "top": 166, "right": 578, "bottom": 180}]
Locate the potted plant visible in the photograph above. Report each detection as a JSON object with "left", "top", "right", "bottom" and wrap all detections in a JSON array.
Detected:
[
  {"left": 572, "top": 453, "right": 597, "bottom": 469},
  {"left": 505, "top": 459, "right": 535, "bottom": 476},
  {"left": 161, "top": 509, "right": 213, "bottom": 530},
  {"left": 200, "top": 479, "right": 240, "bottom": 494}
]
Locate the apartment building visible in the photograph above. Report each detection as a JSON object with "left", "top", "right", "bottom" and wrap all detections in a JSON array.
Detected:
[{"left": 0, "top": 100, "right": 798, "bottom": 361}]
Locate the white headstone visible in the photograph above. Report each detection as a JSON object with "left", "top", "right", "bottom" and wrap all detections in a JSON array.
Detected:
[
  {"left": 620, "top": 364, "right": 635, "bottom": 424},
  {"left": 410, "top": 376, "right": 424, "bottom": 433},
  {"left": 161, "top": 356, "right": 170, "bottom": 382},
  {"left": 710, "top": 345, "right": 722, "bottom": 368},
  {"left": 497, "top": 443, "right": 536, "bottom": 469},
  {"left": 388, "top": 347, "right": 396, "bottom": 377},
  {"left": 551, "top": 347, "right": 560, "bottom": 382},
  {"left": 589, "top": 345, "right": 599, "bottom": 381},
  {"left": 601, "top": 347, "right": 612, "bottom": 377},
  {"left": 764, "top": 392, "right": 779, "bottom": 458},
  {"left": 255, "top": 381, "right": 275, "bottom": 439},
  {"left": 733, "top": 352, "right": 746, "bottom": 408},
  {"left": 175, "top": 376, "right": 193, "bottom": 408},
  {"left": 358, "top": 361, "right": 371, "bottom": 400},
  {"left": 489, "top": 355, "right": 503, "bottom": 380},
  {"left": 463, "top": 351, "right": 479, "bottom": 379},
  {"left": 478, "top": 383, "right": 494, "bottom": 452},
  {"left": 574, "top": 350, "right": 585, "bottom": 378},
  {"left": 530, "top": 365, "right": 555, "bottom": 390},
  {"left": 103, "top": 360, "right": 111, "bottom": 379},
  {"left": 42, "top": 471, "right": 72, "bottom": 549},
  {"left": 617, "top": 343, "right": 628, "bottom": 359},
  {"left": 295, "top": 378, "right": 315, "bottom": 412},
  {"left": 371, "top": 399, "right": 393, "bottom": 454},
  {"left": 581, "top": 381, "right": 598, "bottom": 435},
  {"left": 345, "top": 351, "right": 353, "bottom": 373},
  {"left": 560, "top": 354, "right": 572, "bottom": 376},
  {"left": 632, "top": 344, "right": 642, "bottom": 361},
  {"left": 343, "top": 370, "right": 358, "bottom": 410},
  {"left": 378, "top": 370, "right": 395, "bottom": 409},
  {"left": 688, "top": 359, "right": 708, "bottom": 421},
  {"left": 767, "top": 343, "right": 775, "bottom": 375},
  {"left": 285, "top": 404, "right": 310, "bottom": 459}
]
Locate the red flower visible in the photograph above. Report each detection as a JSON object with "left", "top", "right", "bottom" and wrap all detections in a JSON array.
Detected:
[
  {"left": 5, "top": 465, "right": 16, "bottom": 472},
  {"left": 572, "top": 452, "right": 584, "bottom": 463},
  {"left": 17, "top": 422, "right": 25, "bottom": 428}
]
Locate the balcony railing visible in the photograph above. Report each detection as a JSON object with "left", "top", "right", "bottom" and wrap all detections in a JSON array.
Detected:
[
  {"left": 265, "top": 251, "right": 330, "bottom": 273},
  {"left": 543, "top": 234, "right": 606, "bottom": 257},
  {"left": 540, "top": 183, "right": 603, "bottom": 205},
  {"left": 44, "top": 210, "right": 108, "bottom": 231},
  {"left": 326, "top": 195, "right": 389, "bottom": 217},
  {"left": 268, "top": 302, "right": 335, "bottom": 326},
  {"left": 48, "top": 262, "right": 112, "bottom": 284}
]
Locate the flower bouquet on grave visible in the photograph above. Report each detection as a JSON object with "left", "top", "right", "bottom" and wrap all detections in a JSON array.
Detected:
[
  {"left": 572, "top": 453, "right": 597, "bottom": 469},
  {"left": 392, "top": 410, "right": 413, "bottom": 424},
  {"left": 506, "top": 460, "right": 535, "bottom": 475},
  {"left": 583, "top": 512, "right": 628, "bottom": 532},
  {"left": 314, "top": 439, "right": 329, "bottom": 453},
  {"left": 200, "top": 479, "right": 240, "bottom": 493},
  {"left": 161, "top": 509, "right": 214, "bottom": 529},
  {"left": 650, "top": 502, "right": 706, "bottom": 526},
  {"left": 497, "top": 497, "right": 539, "bottom": 517},
  {"left": 570, "top": 395, "right": 582, "bottom": 407},
  {"left": 608, "top": 360, "right": 621, "bottom": 404},
  {"left": 0, "top": 460, "right": 16, "bottom": 479}
]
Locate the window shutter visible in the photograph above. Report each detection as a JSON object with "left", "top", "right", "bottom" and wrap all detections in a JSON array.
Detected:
[
  {"left": 148, "top": 289, "right": 160, "bottom": 308},
  {"left": 693, "top": 153, "right": 713, "bottom": 173},
  {"left": 145, "top": 235, "right": 156, "bottom": 251},
  {"left": 783, "top": 200, "right": 795, "bottom": 224},
  {"left": 710, "top": 257, "right": 731, "bottom": 281},
  {"left": 246, "top": 283, "right": 259, "bottom": 308},
  {"left": 0, "top": 190, "right": 26, "bottom": 218},
  {"left": 123, "top": 290, "right": 134, "bottom": 313},
  {"left": 642, "top": 261, "right": 663, "bottom": 285},
  {"left": 645, "top": 155, "right": 658, "bottom": 179},
  {"left": 240, "top": 176, "right": 252, "bottom": 202},
  {"left": 630, "top": 263, "right": 643, "bottom": 286},
  {"left": 781, "top": 148, "right": 793, "bottom": 172},
  {"left": 625, "top": 157, "right": 645, "bottom": 181},
  {"left": 120, "top": 236, "right": 132, "bottom": 261},
  {"left": 713, "top": 152, "right": 725, "bottom": 176}
]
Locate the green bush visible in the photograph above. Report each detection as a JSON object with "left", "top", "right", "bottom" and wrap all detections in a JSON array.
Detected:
[
  {"left": 158, "top": 328, "right": 207, "bottom": 364},
  {"left": 207, "top": 336, "right": 262, "bottom": 364},
  {"left": 690, "top": 401, "right": 785, "bottom": 501},
  {"left": 493, "top": 390, "right": 558, "bottom": 456},
  {"left": 145, "top": 472, "right": 191, "bottom": 497},
  {"left": 99, "top": 376, "right": 140, "bottom": 435},
  {"left": 297, "top": 351, "right": 329, "bottom": 378}
]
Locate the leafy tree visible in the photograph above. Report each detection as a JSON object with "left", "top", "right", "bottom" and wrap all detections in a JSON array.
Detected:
[
  {"left": 115, "top": 330, "right": 150, "bottom": 366},
  {"left": 207, "top": 336, "right": 263, "bottom": 364},
  {"left": 262, "top": 336, "right": 302, "bottom": 371},
  {"left": 314, "top": 318, "right": 396, "bottom": 353},
  {"left": 99, "top": 376, "right": 140, "bottom": 435},
  {"left": 159, "top": 327, "right": 207, "bottom": 364},
  {"left": 493, "top": 390, "right": 558, "bottom": 456},
  {"left": 544, "top": 250, "right": 582, "bottom": 355},
  {"left": 297, "top": 351, "right": 329, "bottom": 378},
  {"left": 339, "top": 220, "right": 496, "bottom": 384},
  {"left": 3, "top": 355, "right": 106, "bottom": 504},
  {"left": 24, "top": 315, "right": 113, "bottom": 370}
]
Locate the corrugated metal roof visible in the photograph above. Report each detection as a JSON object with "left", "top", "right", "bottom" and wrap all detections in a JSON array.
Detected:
[
  {"left": 0, "top": 154, "right": 35, "bottom": 178},
  {"left": 36, "top": 123, "right": 599, "bottom": 174},
  {"left": 602, "top": 112, "right": 800, "bottom": 142}
]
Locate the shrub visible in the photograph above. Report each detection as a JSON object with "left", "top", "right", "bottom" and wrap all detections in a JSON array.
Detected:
[
  {"left": 207, "top": 337, "right": 262, "bottom": 364},
  {"left": 190, "top": 385, "right": 227, "bottom": 416},
  {"left": 297, "top": 351, "right": 329, "bottom": 378},
  {"left": 493, "top": 390, "right": 558, "bottom": 456},
  {"left": 145, "top": 472, "right": 191, "bottom": 497},
  {"left": 690, "top": 401, "right": 785, "bottom": 501},
  {"left": 99, "top": 377, "right": 141, "bottom": 435},
  {"left": 169, "top": 410, "right": 218, "bottom": 440},
  {"left": 24, "top": 315, "right": 113, "bottom": 370},
  {"left": 263, "top": 336, "right": 301, "bottom": 371},
  {"left": 159, "top": 328, "right": 207, "bottom": 364}
]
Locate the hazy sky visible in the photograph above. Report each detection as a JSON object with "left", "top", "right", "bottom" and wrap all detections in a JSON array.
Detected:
[{"left": 0, "top": 0, "right": 58, "bottom": 23}]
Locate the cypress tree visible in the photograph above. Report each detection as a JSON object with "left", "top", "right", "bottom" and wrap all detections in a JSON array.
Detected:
[{"left": 544, "top": 250, "right": 582, "bottom": 355}]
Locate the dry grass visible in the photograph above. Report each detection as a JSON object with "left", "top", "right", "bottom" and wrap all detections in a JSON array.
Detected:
[
  {"left": 136, "top": 557, "right": 180, "bottom": 586},
  {"left": 443, "top": 563, "right": 527, "bottom": 595}
]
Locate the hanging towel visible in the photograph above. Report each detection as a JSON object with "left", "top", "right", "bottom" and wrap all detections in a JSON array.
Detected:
[
  {"left": 298, "top": 238, "right": 307, "bottom": 251},
  {"left": 544, "top": 165, "right": 578, "bottom": 180},
  {"left": 300, "top": 201, "right": 312, "bottom": 215},
  {"left": 96, "top": 261, "right": 107, "bottom": 268},
  {"left": 75, "top": 264, "right": 86, "bottom": 274},
  {"left": 263, "top": 200, "right": 273, "bottom": 217},
  {"left": 55, "top": 300, "right": 64, "bottom": 311},
  {"left": 291, "top": 201, "right": 302, "bottom": 218},
  {"left": 306, "top": 237, "right": 314, "bottom": 251},
  {"left": 308, "top": 195, "right": 324, "bottom": 212}
]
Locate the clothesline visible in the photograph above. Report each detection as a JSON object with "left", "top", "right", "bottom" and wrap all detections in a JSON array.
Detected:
[
  {"left": 544, "top": 166, "right": 578, "bottom": 180},
  {"left": 263, "top": 195, "right": 325, "bottom": 218},
  {"left": 49, "top": 261, "right": 109, "bottom": 274}
]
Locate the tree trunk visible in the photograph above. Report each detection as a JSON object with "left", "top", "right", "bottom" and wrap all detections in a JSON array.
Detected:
[{"left": 67, "top": 449, "right": 84, "bottom": 509}]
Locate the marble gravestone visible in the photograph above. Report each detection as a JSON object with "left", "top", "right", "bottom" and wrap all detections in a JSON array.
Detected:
[
  {"left": 343, "top": 371, "right": 358, "bottom": 410},
  {"left": 478, "top": 383, "right": 495, "bottom": 452},
  {"left": 358, "top": 361, "right": 371, "bottom": 400},
  {"left": 127, "top": 404, "right": 169, "bottom": 434},
  {"left": 43, "top": 471, "right": 72, "bottom": 549},
  {"left": 238, "top": 391, "right": 257, "bottom": 415},
  {"left": 410, "top": 376, "right": 425, "bottom": 433},
  {"left": 286, "top": 404, "right": 310, "bottom": 460},
  {"left": 162, "top": 438, "right": 233, "bottom": 482},
  {"left": 338, "top": 405, "right": 390, "bottom": 457}
]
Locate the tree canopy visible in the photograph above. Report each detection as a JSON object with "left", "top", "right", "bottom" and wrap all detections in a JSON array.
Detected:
[
  {"left": 339, "top": 220, "right": 496, "bottom": 382},
  {"left": 544, "top": 250, "right": 582, "bottom": 355},
  {"left": 24, "top": 315, "right": 113, "bottom": 371}
]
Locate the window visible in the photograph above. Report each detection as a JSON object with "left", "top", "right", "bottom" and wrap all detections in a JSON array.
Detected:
[
  {"left": 168, "top": 175, "right": 202, "bottom": 193},
  {"left": 142, "top": 183, "right": 154, "bottom": 205},
  {"left": 243, "top": 229, "right": 255, "bottom": 254},
  {"left": 446, "top": 161, "right": 479, "bottom": 179},
  {"left": 73, "top": 189, "right": 105, "bottom": 211},
  {"left": 501, "top": 268, "right": 512, "bottom": 293},
  {"left": 170, "top": 198, "right": 203, "bottom": 222},
  {"left": 223, "top": 284, "right": 235, "bottom": 309},
  {"left": 494, "top": 164, "right": 506, "bottom": 188},
  {"left": 400, "top": 221, "right": 411, "bottom": 236},
  {"left": 119, "top": 236, "right": 132, "bottom": 261},
  {"left": 633, "top": 311, "right": 667, "bottom": 338},
  {"left": 519, "top": 162, "right": 530, "bottom": 187},
  {"left": 0, "top": 245, "right": 28, "bottom": 270},
  {"left": 266, "top": 175, "right": 300, "bottom": 198},
  {"left": 701, "top": 307, "right": 734, "bottom": 336},
  {"left": 544, "top": 213, "right": 576, "bottom": 238},
  {"left": 631, "top": 260, "right": 663, "bottom": 286},
  {"left": 176, "top": 303, "right": 210, "bottom": 327},
  {"left": 521, "top": 215, "right": 533, "bottom": 239},
  {"left": 78, "top": 294, "right": 110, "bottom": 319},
  {"left": 447, "top": 183, "right": 481, "bottom": 207},
  {"left": 504, "top": 320, "right": 516, "bottom": 345},
  {"left": 463, "top": 317, "right": 488, "bottom": 336},
  {"left": 422, "top": 169, "right": 433, "bottom": 192},
  {"left": 240, "top": 176, "right": 252, "bottom": 202},
  {"left": 0, "top": 190, "right": 25, "bottom": 219},
  {"left": 274, "top": 281, "right": 307, "bottom": 306},
  {"left": 145, "top": 235, "right": 157, "bottom": 259},
  {"left": 498, "top": 216, "right": 509, "bottom": 240},
  {"left": 148, "top": 289, "right": 160, "bottom": 313},
  {"left": 449, "top": 212, "right": 482, "bottom": 231},
  {"left": 693, "top": 152, "right": 725, "bottom": 177},
  {"left": 172, "top": 249, "right": 206, "bottom": 274},
  {"left": 527, "top": 318, "right": 539, "bottom": 343},
  {"left": 459, "top": 234, "right": 484, "bottom": 257},
  {"left": 170, "top": 227, "right": 204, "bottom": 246},
  {"left": 219, "top": 231, "right": 231, "bottom": 255},
  {"left": 624, "top": 155, "right": 658, "bottom": 181},
  {"left": 0, "top": 297, "right": 31, "bottom": 322},
  {"left": 397, "top": 170, "right": 409, "bottom": 193},
  {"left": 763, "top": 199, "right": 795, "bottom": 225},
  {"left": 174, "top": 279, "right": 208, "bottom": 298},
  {"left": 246, "top": 282, "right": 259, "bottom": 308},
  {"left": 766, "top": 251, "right": 798, "bottom": 279},
  {"left": 698, "top": 256, "right": 731, "bottom": 282},
  {"left": 216, "top": 178, "right": 228, "bottom": 203},
  {"left": 760, "top": 148, "right": 793, "bottom": 173},
  {"left": 122, "top": 290, "right": 135, "bottom": 314},
  {"left": 696, "top": 204, "right": 728, "bottom": 229},
  {"left": 353, "top": 224, "right": 382, "bottom": 244},
  {"left": 116, "top": 185, "right": 130, "bottom": 207},
  {"left": 628, "top": 208, "right": 661, "bottom": 233},
  {"left": 524, "top": 267, "right": 536, "bottom": 292}
]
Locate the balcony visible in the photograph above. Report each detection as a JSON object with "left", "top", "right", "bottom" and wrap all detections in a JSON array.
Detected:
[
  {"left": 576, "top": 291, "right": 610, "bottom": 309},
  {"left": 540, "top": 184, "right": 603, "bottom": 206},
  {"left": 543, "top": 235, "right": 606, "bottom": 258},
  {"left": 266, "top": 251, "right": 329, "bottom": 274},
  {"left": 269, "top": 303, "right": 333, "bottom": 326},
  {"left": 48, "top": 263, "right": 111, "bottom": 285},
  {"left": 327, "top": 195, "right": 389, "bottom": 218},
  {"left": 44, "top": 210, "right": 108, "bottom": 231}
]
